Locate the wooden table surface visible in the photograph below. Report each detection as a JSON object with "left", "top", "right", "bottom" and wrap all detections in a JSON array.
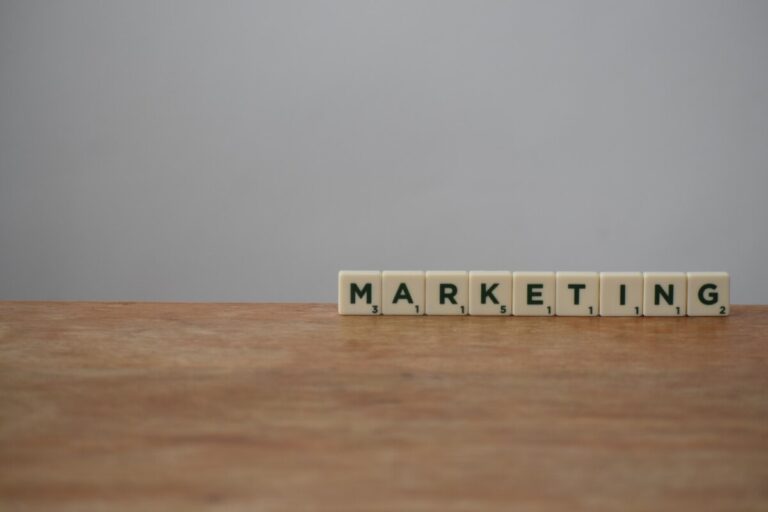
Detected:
[{"left": 1, "top": 303, "right": 767, "bottom": 511}]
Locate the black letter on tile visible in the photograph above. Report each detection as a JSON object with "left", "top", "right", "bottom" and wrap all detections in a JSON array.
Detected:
[
  {"left": 527, "top": 284, "right": 544, "bottom": 305},
  {"left": 654, "top": 284, "right": 674, "bottom": 305},
  {"left": 351, "top": 283, "right": 372, "bottom": 304},
  {"left": 568, "top": 284, "right": 586, "bottom": 305},
  {"left": 393, "top": 283, "right": 414, "bottom": 304},
  {"left": 481, "top": 283, "right": 499, "bottom": 304},
  {"left": 698, "top": 283, "right": 718, "bottom": 305},
  {"left": 440, "top": 284, "right": 458, "bottom": 304}
]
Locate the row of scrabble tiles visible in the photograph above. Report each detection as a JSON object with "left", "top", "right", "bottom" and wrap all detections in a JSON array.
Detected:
[{"left": 338, "top": 271, "right": 730, "bottom": 316}]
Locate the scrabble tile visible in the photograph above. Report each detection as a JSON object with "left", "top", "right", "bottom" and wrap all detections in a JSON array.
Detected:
[
  {"left": 687, "top": 272, "right": 730, "bottom": 316},
  {"left": 338, "top": 271, "right": 381, "bottom": 315},
  {"left": 425, "top": 271, "right": 468, "bottom": 315},
  {"left": 556, "top": 272, "right": 599, "bottom": 316},
  {"left": 382, "top": 271, "right": 425, "bottom": 315},
  {"left": 643, "top": 272, "right": 686, "bottom": 316},
  {"left": 469, "top": 271, "right": 512, "bottom": 316},
  {"left": 599, "top": 272, "right": 643, "bottom": 316},
  {"left": 512, "top": 272, "right": 555, "bottom": 316}
]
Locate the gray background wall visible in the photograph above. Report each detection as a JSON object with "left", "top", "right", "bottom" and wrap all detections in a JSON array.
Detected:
[{"left": 1, "top": 0, "right": 767, "bottom": 303}]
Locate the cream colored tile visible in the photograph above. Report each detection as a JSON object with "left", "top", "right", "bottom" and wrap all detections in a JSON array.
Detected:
[
  {"left": 425, "top": 271, "right": 468, "bottom": 315},
  {"left": 556, "top": 272, "right": 599, "bottom": 316},
  {"left": 338, "top": 271, "right": 381, "bottom": 315},
  {"left": 469, "top": 271, "right": 512, "bottom": 316},
  {"left": 687, "top": 272, "right": 730, "bottom": 316},
  {"left": 382, "top": 271, "right": 425, "bottom": 315},
  {"left": 512, "top": 272, "right": 555, "bottom": 316},
  {"left": 643, "top": 272, "right": 686, "bottom": 316},
  {"left": 599, "top": 272, "right": 643, "bottom": 316}
]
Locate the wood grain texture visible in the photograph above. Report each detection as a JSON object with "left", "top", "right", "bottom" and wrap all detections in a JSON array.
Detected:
[{"left": 1, "top": 303, "right": 767, "bottom": 511}]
